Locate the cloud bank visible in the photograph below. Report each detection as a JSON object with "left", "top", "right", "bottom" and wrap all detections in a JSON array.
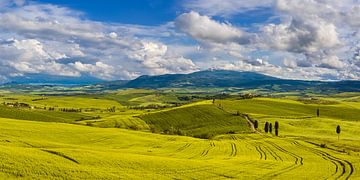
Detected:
[{"left": 0, "top": 0, "right": 359, "bottom": 83}]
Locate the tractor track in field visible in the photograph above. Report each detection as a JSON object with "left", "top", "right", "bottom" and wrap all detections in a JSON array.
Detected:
[
  {"left": 292, "top": 141, "right": 353, "bottom": 180},
  {"left": 229, "top": 142, "right": 237, "bottom": 157},
  {"left": 40, "top": 149, "right": 79, "bottom": 164},
  {"left": 266, "top": 141, "right": 303, "bottom": 165},
  {"left": 263, "top": 141, "right": 304, "bottom": 178},
  {"left": 201, "top": 141, "right": 216, "bottom": 157},
  {"left": 258, "top": 146, "right": 267, "bottom": 160},
  {"left": 254, "top": 145, "right": 266, "bottom": 160},
  {"left": 262, "top": 144, "right": 283, "bottom": 161},
  {"left": 228, "top": 136, "right": 238, "bottom": 158},
  {"left": 175, "top": 143, "right": 192, "bottom": 152}
]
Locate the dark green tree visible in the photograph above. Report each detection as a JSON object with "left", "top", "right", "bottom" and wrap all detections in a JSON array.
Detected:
[
  {"left": 269, "top": 123, "right": 273, "bottom": 133},
  {"left": 336, "top": 125, "right": 341, "bottom": 140},
  {"left": 264, "top": 122, "right": 269, "bottom": 133},
  {"left": 254, "top": 120, "right": 258, "bottom": 129},
  {"left": 317, "top": 108, "right": 320, "bottom": 117},
  {"left": 274, "top": 121, "right": 279, "bottom": 136},
  {"left": 274, "top": 121, "right": 279, "bottom": 130}
]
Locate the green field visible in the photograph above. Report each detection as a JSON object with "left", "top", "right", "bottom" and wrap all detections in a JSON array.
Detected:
[
  {"left": 141, "top": 103, "right": 251, "bottom": 138},
  {"left": 0, "top": 89, "right": 359, "bottom": 179}
]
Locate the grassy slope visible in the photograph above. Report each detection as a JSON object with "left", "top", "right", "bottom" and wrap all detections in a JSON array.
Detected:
[
  {"left": 0, "top": 118, "right": 358, "bottom": 179},
  {"left": 217, "top": 98, "right": 360, "bottom": 149},
  {"left": 0, "top": 93, "right": 359, "bottom": 179},
  {"left": 1, "top": 95, "right": 123, "bottom": 109},
  {"left": 141, "top": 104, "right": 252, "bottom": 138},
  {"left": 0, "top": 93, "right": 150, "bottom": 129},
  {"left": 0, "top": 105, "right": 90, "bottom": 123},
  {"left": 218, "top": 98, "right": 360, "bottom": 121}
]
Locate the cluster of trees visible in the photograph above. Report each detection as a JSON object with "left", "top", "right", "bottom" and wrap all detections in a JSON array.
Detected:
[
  {"left": 254, "top": 120, "right": 280, "bottom": 136},
  {"left": 59, "top": 108, "right": 82, "bottom": 112},
  {"left": 107, "top": 106, "right": 116, "bottom": 112},
  {"left": 3, "top": 102, "right": 31, "bottom": 108},
  {"left": 31, "top": 98, "right": 47, "bottom": 101},
  {"left": 128, "top": 104, "right": 173, "bottom": 110},
  {"left": 178, "top": 93, "right": 231, "bottom": 102},
  {"left": 263, "top": 121, "right": 279, "bottom": 136},
  {"left": 238, "top": 93, "right": 261, "bottom": 99}
]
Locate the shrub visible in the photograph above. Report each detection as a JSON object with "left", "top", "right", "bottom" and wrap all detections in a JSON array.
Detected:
[
  {"left": 195, "top": 133, "right": 215, "bottom": 139},
  {"left": 128, "top": 125, "right": 139, "bottom": 130}
]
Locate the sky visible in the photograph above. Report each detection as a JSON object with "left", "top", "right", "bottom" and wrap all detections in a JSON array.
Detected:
[{"left": 0, "top": 0, "right": 359, "bottom": 83}]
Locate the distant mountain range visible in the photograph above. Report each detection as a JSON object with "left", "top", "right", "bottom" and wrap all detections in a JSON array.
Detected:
[
  {"left": 3, "top": 70, "right": 360, "bottom": 92},
  {"left": 101, "top": 70, "right": 360, "bottom": 92},
  {"left": 6, "top": 73, "right": 104, "bottom": 85}
]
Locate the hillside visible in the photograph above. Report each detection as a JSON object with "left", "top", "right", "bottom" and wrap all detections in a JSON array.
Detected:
[
  {"left": 3, "top": 70, "right": 360, "bottom": 93},
  {"left": 0, "top": 91, "right": 360, "bottom": 179},
  {"left": 140, "top": 104, "right": 251, "bottom": 138},
  {"left": 124, "top": 70, "right": 280, "bottom": 88},
  {"left": 104, "top": 70, "right": 360, "bottom": 92},
  {"left": 0, "top": 105, "right": 91, "bottom": 123}
]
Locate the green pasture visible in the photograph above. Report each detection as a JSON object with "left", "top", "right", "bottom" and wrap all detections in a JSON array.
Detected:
[
  {"left": 141, "top": 104, "right": 251, "bottom": 138},
  {"left": 0, "top": 91, "right": 359, "bottom": 179},
  {"left": 0, "top": 118, "right": 358, "bottom": 179}
]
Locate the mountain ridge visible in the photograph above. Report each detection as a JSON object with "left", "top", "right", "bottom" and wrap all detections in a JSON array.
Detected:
[{"left": 3, "top": 70, "right": 360, "bottom": 92}]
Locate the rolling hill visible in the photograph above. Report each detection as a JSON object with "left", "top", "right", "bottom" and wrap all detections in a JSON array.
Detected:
[
  {"left": 105, "top": 70, "right": 360, "bottom": 92},
  {"left": 140, "top": 103, "right": 251, "bottom": 138},
  {"left": 3, "top": 70, "right": 360, "bottom": 93}
]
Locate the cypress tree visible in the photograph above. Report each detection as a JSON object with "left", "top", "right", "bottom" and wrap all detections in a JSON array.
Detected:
[
  {"left": 336, "top": 125, "right": 341, "bottom": 140},
  {"left": 317, "top": 108, "right": 320, "bottom": 117},
  {"left": 269, "top": 123, "right": 273, "bottom": 133},
  {"left": 254, "top": 120, "right": 258, "bottom": 129},
  {"left": 264, "top": 122, "right": 269, "bottom": 133},
  {"left": 274, "top": 121, "right": 279, "bottom": 136}
]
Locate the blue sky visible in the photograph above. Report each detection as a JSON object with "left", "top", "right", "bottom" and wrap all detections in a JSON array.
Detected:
[
  {"left": 35, "top": 0, "right": 275, "bottom": 26},
  {"left": 0, "top": 0, "right": 359, "bottom": 83},
  {"left": 36, "top": 0, "right": 180, "bottom": 25}
]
